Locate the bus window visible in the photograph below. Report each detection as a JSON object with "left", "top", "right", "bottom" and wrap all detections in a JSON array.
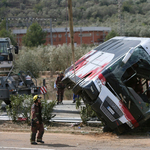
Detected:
[
  {"left": 0, "top": 42, "right": 8, "bottom": 53},
  {"left": 121, "top": 59, "right": 150, "bottom": 113}
]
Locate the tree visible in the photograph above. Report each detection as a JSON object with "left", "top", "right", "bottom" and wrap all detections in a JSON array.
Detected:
[
  {"left": 0, "top": 19, "right": 6, "bottom": 29},
  {"left": 22, "top": 22, "right": 46, "bottom": 47},
  {"left": 2, "top": 0, "right": 8, "bottom": 7},
  {"left": 0, "top": 29, "right": 16, "bottom": 45},
  {"left": 140, "top": 0, "right": 147, "bottom": 3},
  {"left": 0, "top": 19, "right": 17, "bottom": 45},
  {"left": 105, "top": 30, "right": 118, "bottom": 41},
  {"left": 122, "top": 0, "right": 135, "bottom": 14},
  {"left": 34, "top": 3, "right": 43, "bottom": 13},
  {"left": 100, "top": 0, "right": 109, "bottom": 6}
]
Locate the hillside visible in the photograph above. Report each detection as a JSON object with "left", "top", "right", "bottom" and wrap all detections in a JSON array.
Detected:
[{"left": 0, "top": 0, "right": 150, "bottom": 37}]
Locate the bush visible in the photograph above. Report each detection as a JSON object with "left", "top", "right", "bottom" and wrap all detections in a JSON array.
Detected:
[
  {"left": 76, "top": 97, "right": 97, "bottom": 124},
  {"left": 6, "top": 94, "right": 33, "bottom": 122},
  {"left": 14, "top": 44, "right": 95, "bottom": 77},
  {"left": 6, "top": 94, "right": 56, "bottom": 124},
  {"left": 42, "top": 99, "right": 56, "bottom": 124},
  {"left": 14, "top": 50, "right": 44, "bottom": 78}
]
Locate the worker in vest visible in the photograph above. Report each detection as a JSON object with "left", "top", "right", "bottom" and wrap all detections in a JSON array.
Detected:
[
  {"left": 30, "top": 95, "right": 44, "bottom": 145},
  {"left": 26, "top": 74, "right": 31, "bottom": 87},
  {"left": 56, "top": 71, "right": 65, "bottom": 104}
]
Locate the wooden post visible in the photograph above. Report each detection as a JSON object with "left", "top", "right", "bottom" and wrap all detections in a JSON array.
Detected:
[{"left": 68, "top": 0, "right": 76, "bottom": 83}]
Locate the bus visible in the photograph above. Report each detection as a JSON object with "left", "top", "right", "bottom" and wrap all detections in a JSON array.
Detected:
[{"left": 62, "top": 37, "right": 150, "bottom": 133}]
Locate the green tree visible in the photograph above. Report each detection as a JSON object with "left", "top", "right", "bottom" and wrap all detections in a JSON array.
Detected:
[
  {"left": 140, "top": 0, "right": 147, "bottom": 3},
  {"left": 0, "top": 7, "right": 7, "bottom": 18},
  {"left": 0, "top": 19, "right": 6, "bottom": 29},
  {"left": 34, "top": 3, "right": 43, "bottom": 13},
  {"left": 122, "top": 0, "right": 135, "bottom": 13},
  {"left": 105, "top": 30, "right": 118, "bottom": 41},
  {"left": 100, "top": 0, "right": 110, "bottom": 6},
  {"left": 22, "top": 22, "right": 46, "bottom": 47},
  {"left": 0, "top": 20, "right": 16, "bottom": 45},
  {"left": 2, "top": 0, "right": 8, "bottom": 7}
]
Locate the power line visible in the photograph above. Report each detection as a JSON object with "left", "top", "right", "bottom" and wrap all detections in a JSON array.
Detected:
[{"left": 6, "top": 17, "right": 53, "bottom": 45}]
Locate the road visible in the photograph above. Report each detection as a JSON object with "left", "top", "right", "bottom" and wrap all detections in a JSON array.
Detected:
[
  {"left": 0, "top": 100, "right": 82, "bottom": 122},
  {"left": 0, "top": 100, "right": 100, "bottom": 124},
  {"left": 0, "top": 132, "right": 150, "bottom": 150},
  {"left": 50, "top": 100, "right": 82, "bottom": 123}
]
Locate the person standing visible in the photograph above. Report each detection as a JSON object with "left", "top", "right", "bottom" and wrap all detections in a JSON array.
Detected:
[
  {"left": 30, "top": 95, "right": 44, "bottom": 145},
  {"left": 73, "top": 94, "right": 79, "bottom": 103},
  {"left": 56, "top": 72, "right": 65, "bottom": 104}
]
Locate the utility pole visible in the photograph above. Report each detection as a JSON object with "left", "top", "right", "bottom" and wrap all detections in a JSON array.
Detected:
[
  {"left": 68, "top": 0, "right": 76, "bottom": 82},
  {"left": 103, "top": 30, "right": 105, "bottom": 42},
  {"left": 65, "top": 27, "right": 68, "bottom": 44},
  {"left": 80, "top": 27, "right": 82, "bottom": 45},
  {"left": 93, "top": 31, "right": 94, "bottom": 44},
  {"left": 5, "top": 17, "right": 53, "bottom": 45},
  {"left": 118, "top": 0, "right": 122, "bottom": 36},
  {"left": 6, "top": 18, "right": 8, "bottom": 31},
  {"left": 66, "top": 0, "right": 68, "bottom": 44},
  {"left": 50, "top": 18, "right": 53, "bottom": 45}
]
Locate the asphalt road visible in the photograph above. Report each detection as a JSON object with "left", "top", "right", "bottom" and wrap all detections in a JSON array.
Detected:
[{"left": 0, "top": 100, "right": 82, "bottom": 122}]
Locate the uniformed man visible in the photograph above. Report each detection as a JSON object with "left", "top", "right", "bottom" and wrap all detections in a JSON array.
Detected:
[
  {"left": 30, "top": 95, "right": 44, "bottom": 145},
  {"left": 56, "top": 72, "right": 65, "bottom": 104}
]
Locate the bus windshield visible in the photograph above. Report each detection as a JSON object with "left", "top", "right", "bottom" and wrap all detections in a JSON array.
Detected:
[
  {"left": 106, "top": 46, "right": 150, "bottom": 117},
  {"left": 121, "top": 46, "right": 150, "bottom": 115}
]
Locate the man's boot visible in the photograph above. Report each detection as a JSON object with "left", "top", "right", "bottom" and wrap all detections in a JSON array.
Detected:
[
  {"left": 57, "top": 95, "right": 59, "bottom": 104},
  {"left": 60, "top": 95, "right": 63, "bottom": 104},
  {"left": 37, "top": 130, "right": 44, "bottom": 143},
  {"left": 37, "top": 140, "right": 44, "bottom": 143},
  {"left": 31, "top": 133, "right": 37, "bottom": 144}
]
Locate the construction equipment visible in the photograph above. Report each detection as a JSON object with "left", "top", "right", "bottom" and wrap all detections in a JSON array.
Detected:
[{"left": 0, "top": 37, "right": 41, "bottom": 105}]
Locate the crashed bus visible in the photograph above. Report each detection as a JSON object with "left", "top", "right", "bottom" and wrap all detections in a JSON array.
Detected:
[{"left": 62, "top": 37, "right": 150, "bottom": 133}]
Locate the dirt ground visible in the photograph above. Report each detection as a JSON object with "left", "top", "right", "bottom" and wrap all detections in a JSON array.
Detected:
[
  {"left": 1, "top": 73, "right": 150, "bottom": 149},
  {"left": 0, "top": 120, "right": 150, "bottom": 135},
  {"left": 1, "top": 121, "right": 150, "bottom": 150},
  {"left": 0, "top": 120, "right": 103, "bottom": 134}
]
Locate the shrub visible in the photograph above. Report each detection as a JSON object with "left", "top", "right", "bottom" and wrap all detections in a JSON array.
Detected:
[
  {"left": 76, "top": 97, "right": 97, "bottom": 124},
  {"left": 14, "top": 44, "right": 95, "bottom": 77},
  {"left": 6, "top": 94, "right": 33, "bottom": 122},
  {"left": 14, "top": 48, "right": 46, "bottom": 78},
  {"left": 42, "top": 99, "right": 56, "bottom": 124},
  {"left": 6, "top": 94, "right": 56, "bottom": 124}
]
